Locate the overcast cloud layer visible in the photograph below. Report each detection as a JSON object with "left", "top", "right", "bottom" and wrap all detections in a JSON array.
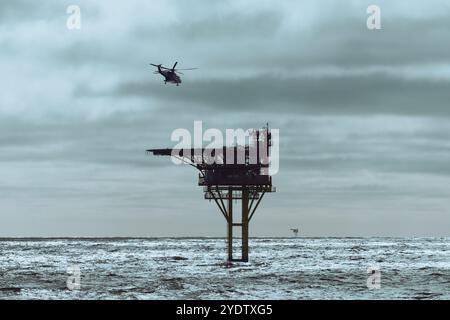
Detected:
[{"left": 1, "top": 0, "right": 449, "bottom": 237}]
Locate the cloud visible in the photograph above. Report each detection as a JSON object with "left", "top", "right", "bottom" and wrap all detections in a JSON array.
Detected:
[
  {"left": 1, "top": 0, "right": 450, "bottom": 236},
  {"left": 81, "top": 72, "right": 450, "bottom": 117}
]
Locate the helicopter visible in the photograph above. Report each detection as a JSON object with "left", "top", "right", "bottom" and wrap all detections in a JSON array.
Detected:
[{"left": 149, "top": 62, "right": 197, "bottom": 86}]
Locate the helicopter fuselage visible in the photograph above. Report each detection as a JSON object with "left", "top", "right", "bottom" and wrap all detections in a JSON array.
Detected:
[{"left": 158, "top": 68, "right": 181, "bottom": 86}]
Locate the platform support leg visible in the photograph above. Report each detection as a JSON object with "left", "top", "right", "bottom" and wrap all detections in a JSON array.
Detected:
[
  {"left": 227, "top": 187, "right": 233, "bottom": 262},
  {"left": 242, "top": 187, "right": 249, "bottom": 262}
]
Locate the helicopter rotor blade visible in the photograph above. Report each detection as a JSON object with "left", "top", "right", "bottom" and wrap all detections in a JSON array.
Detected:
[
  {"left": 150, "top": 63, "right": 171, "bottom": 70},
  {"left": 172, "top": 61, "right": 178, "bottom": 70},
  {"left": 175, "top": 68, "right": 198, "bottom": 71}
]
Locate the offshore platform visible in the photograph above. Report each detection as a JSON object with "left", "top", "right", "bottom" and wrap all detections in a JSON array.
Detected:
[{"left": 147, "top": 125, "right": 276, "bottom": 262}]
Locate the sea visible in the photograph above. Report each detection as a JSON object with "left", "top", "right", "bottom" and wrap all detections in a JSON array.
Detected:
[{"left": 0, "top": 237, "right": 449, "bottom": 300}]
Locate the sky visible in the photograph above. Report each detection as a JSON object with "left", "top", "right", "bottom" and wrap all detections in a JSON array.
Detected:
[{"left": 0, "top": 0, "right": 449, "bottom": 237}]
